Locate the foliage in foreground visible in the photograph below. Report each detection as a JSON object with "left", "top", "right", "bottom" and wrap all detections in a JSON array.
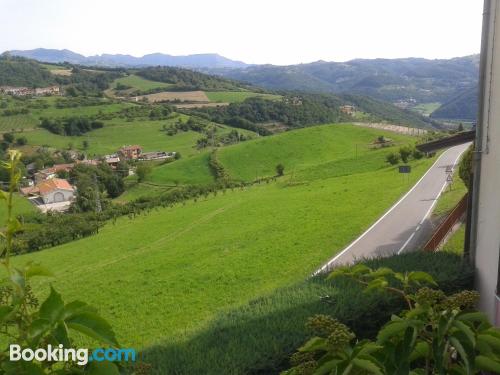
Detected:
[
  {"left": 284, "top": 265, "right": 500, "bottom": 375},
  {"left": 0, "top": 151, "right": 121, "bottom": 374},
  {"left": 142, "top": 252, "right": 473, "bottom": 375}
]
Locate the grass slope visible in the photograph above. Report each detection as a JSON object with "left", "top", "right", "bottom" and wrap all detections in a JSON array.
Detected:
[
  {"left": 24, "top": 119, "right": 202, "bottom": 157},
  {"left": 205, "top": 91, "right": 281, "bottom": 103},
  {"left": 13, "top": 125, "right": 435, "bottom": 351},
  {"left": 113, "top": 74, "right": 172, "bottom": 91},
  {"left": 218, "top": 124, "right": 414, "bottom": 181}
]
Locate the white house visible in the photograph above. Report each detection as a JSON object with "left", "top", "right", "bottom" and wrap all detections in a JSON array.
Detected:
[{"left": 38, "top": 178, "right": 75, "bottom": 204}]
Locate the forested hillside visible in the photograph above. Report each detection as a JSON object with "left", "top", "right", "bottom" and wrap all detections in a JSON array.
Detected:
[
  {"left": 431, "top": 86, "right": 478, "bottom": 120},
  {"left": 136, "top": 66, "right": 250, "bottom": 91},
  {"left": 0, "top": 56, "right": 56, "bottom": 86}
]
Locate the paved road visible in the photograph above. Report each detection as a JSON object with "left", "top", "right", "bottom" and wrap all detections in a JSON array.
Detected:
[{"left": 316, "top": 143, "right": 471, "bottom": 274}]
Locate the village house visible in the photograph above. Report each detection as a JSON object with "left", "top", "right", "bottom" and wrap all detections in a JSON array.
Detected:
[
  {"left": 340, "top": 105, "right": 356, "bottom": 115},
  {"left": 119, "top": 145, "right": 142, "bottom": 160},
  {"left": 34, "top": 163, "right": 74, "bottom": 183},
  {"left": 138, "top": 151, "right": 176, "bottom": 161},
  {"left": 20, "top": 178, "right": 75, "bottom": 212},
  {"left": 103, "top": 155, "right": 121, "bottom": 169}
]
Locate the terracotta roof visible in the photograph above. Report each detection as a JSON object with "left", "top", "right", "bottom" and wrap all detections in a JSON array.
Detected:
[
  {"left": 120, "top": 145, "right": 142, "bottom": 151},
  {"left": 20, "top": 186, "right": 39, "bottom": 196},
  {"left": 39, "top": 163, "right": 74, "bottom": 175},
  {"left": 37, "top": 178, "right": 75, "bottom": 195}
]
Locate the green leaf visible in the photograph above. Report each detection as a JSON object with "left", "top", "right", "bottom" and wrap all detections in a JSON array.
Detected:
[
  {"left": 352, "top": 358, "right": 384, "bottom": 375},
  {"left": 86, "top": 361, "right": 120, "bottom": 375},
  {"left": 299, "top": 337, "right": 328, "bottom": 353},
  {"left": 0, "top": 306, "right": 13, "bottom": 322},
  {"left": 478, "top": 333, "right": 500, "bottom": 352},
  {"left": 409, "top": 341, "right": 429, "bottom": 362},
  {"left": 453, "top": 320, "right": 476, "bottom": 346},
  {"left": 370, "top": 267, "right": 394, "bottom": 278},
  {"left": 66, "top": 311, "right": 118, "bottom": 347},
  {"left": 53, "top": 322, "right": 71, "bottom": 347},
  {"left": 27, "top": 318, "right": 51, "bottom": 344},
  {"left": 407, "top": 271, "right": 437, "bottom": 286},
  {"left": 458, "top": 312, "right": 490, "bottom": 325},
  {"left": 63, "top": 300, "right": 96, "bottom": 319},
  {"left": 23, "top": 262, "right": 54, "bottom": 279},
  {"left": 450, "top": 336, "right": 471, "bottom": 373},
  {"left": 40, "top": 286, "right": 65, "bottom": 324},
  {"left": 314, "top": 359, "right": 339, "bottom": 375},
  {"left": 365, "top": 278, "right": 388, "bottom": 293},
  {"left": 351, "top": 264, "right": 372, "bottom": 275},
  {"left": 475, "top": 355, "right": 500, "bottom": 372},
  {"left": 0, "top": 190, "right": 7, "bottom": 200},
  {"left": 377, "top": 321, "right": 409, "bottom": 343}
]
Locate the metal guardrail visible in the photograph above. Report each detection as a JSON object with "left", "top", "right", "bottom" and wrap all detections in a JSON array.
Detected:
[{"left": 423, "top": 193, "right": 468, "bottom": 252}]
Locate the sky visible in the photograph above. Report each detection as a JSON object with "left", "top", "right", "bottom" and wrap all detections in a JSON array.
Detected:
[{"left": 0, "top": 0, "right": 483, "bottom": 65}]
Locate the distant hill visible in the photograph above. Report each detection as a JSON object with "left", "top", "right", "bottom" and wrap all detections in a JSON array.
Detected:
[
  {"left": 0, "top": 56, "right": 56, "bottom": 87},
  {"left": 207, "top": 56, "right": 479, "bottom": 106},
  {"left": 430, "top": 85, "right": 478, "bottom": 121},
  {"left": 6, "top": 48, "right": 248, "bottom": 69}
]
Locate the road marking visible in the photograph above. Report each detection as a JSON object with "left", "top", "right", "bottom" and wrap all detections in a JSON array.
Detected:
[
  {"left": 396, "top": 146, "right": 468, "bottom": 254},
  {"left": 314, "top": 144, "right": 469, "bottom": 275}
]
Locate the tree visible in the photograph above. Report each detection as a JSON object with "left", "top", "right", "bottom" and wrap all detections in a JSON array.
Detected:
[
  {"left": 459, "top": 146, "right": 473, "bottom": 189},
  {"left": 458, "top": 122, "right": 464, "bottom": 132},
  {"left": 136, "top": 163, "right": 152, "bottom": 182},
  {"left": 399, "top": 146, "right": 412, "bottom": 163},
  {"left": 82, "top": 140, "right": 89, "bottom": 149},
  {"left": 15, "top": 136, "right": 27, "bottom": 146},
  {"left": 276, "top": 163, "right": 285, "bottom": 176},
  {"left": 386, "top": 152, "right": 400, "bottom": 165},
  {"left": 2, "top": 132, "right": 14, "bottom": 143}
]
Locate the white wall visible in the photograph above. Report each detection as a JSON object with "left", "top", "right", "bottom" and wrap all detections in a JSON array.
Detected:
[
  {"left": 475, "top": 0, "right": 500, "bottom": 323},
  {"left": 42, "top": 189, "right": 74, "bottom": 204}
]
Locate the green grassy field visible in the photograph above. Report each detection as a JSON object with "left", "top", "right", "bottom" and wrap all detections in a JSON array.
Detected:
[
  {"left": 205, "top": 91, "right": 281, "bottom": 103},
  {"left": 23, "top": 119, "right": 203, "bottom": 157},
  {"left": 11, "top": 125, "right": 436, "bottom": 353},
  {"left": 412, "top": 102, "right": 441, "bottom": 116},
  {"left": 218, "top": 124, "right": 415, "bottom": 181},
  {"left": 432, "top": 163, "right": 467, "bottom": 218},
  {"left": 0, "top": 193, "right": 36, "bottom": 218},
  {"left": 147, "top": 152, "right": 214, "bottom": 186},
  {"left": 442, "top": 224, "right": 465, "bottom": 254},
  {"left": 113, "top": 74, "right": 172, "bottom": 91}
]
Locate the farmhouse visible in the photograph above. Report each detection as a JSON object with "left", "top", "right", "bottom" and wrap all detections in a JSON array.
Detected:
[
  {"left": 34, "top": 163, "right": 74, "bottom": 183},
  {"left": 21, "top": 178, "right": 75, "bottom": 212},
  {"left": 340, "top": 105, "right": 356, "bottom": 115},
  {"left": 119, "top": 145, "right": 142, "bottom": 160},
  {"left": 138, "top": 151, "right": 176, "bottom": 161}
]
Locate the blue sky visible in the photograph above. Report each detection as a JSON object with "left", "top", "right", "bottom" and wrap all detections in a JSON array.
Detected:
[{"left": 0, "top": 0, "right": 483, "bottom": 65}]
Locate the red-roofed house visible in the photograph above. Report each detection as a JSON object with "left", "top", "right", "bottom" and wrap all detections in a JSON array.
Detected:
[{"left": 119, "top": 145, "right": 142, "bottom": 160}]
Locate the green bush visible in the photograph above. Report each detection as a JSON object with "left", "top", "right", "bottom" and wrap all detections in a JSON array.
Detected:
[
  {"left": 143, "top": 252, "right": 473, "bottom": 374},
  {"left": 386, "top": 152, "right": 400, "bottom": 165}
]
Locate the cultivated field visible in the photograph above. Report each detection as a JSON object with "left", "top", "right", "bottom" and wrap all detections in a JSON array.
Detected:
[
  {"left": 205, "top": 91, "right": 281, "bottom": 103},
  {"left": 135, "top": 90, "right": 209, "bottom": 103},
  {"left": 113, "top": 74, "right": 172, "bottom": 91}
]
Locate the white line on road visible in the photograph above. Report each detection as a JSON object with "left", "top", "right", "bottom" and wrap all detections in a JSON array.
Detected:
[
  {"left": 313, "top": 148, "right": 457, "bottom": 275},
  {"left": 396, "top": 147, "right": 469, "bottom": 254}
]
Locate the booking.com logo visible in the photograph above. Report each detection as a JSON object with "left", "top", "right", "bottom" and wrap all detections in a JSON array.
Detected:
[{"left": 9, "top": 344, "right": 136, "bottom": 366}]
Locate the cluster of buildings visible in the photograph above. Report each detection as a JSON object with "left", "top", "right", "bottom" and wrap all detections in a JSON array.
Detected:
[
  {"left": 0, "top": 85, "right": 61, "bottom": 97},
  {"left": 118, "top": 145, "right": 176, "bottom": 161},
  {"left": 19, "top": 144, "right": 176, "bottom": 213}
]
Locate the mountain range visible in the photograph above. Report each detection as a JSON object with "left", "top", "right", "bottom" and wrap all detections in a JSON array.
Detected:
[
  {"left": 4, "top": 49, "right": 480, "bottom": 120},
  {"left": 5, "top": 48, "right": 248, "bottom": 69}
]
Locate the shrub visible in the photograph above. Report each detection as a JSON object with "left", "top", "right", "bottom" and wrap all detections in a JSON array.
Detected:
[
  {"left": 399, "top": 146, "right": 412, "bottom": 163},
  {"left": 386, "top": 152, "right": 400, "bottom": 165},
  {"left": 15, "top": 136, "right": 27, "bottom": 146},
  {"left": 276, "top": 163, "right": 285, "bottom": 176},
  {"left": 459, "top": 146, "right": 473, "bottom": 189}
]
